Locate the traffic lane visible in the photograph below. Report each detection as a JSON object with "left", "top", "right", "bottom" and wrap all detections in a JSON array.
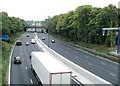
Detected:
[
  {"left": 38, "top": 33, "right": 118, "bottom": 84},
  {"left": 38, "top": 33, "right": 118, "bottom": 71},
  {"left": 21, "top": 33, "right": 44, "bottom": 84},
  {"left": 38, "top": 33, "right": 118, "bottom": 73},
  {"left": 22, "top": 42, "right": 39, "bottom": 84},
  {"left": 50, "top": 43, "right": 118, "bottom": 84},
  {"left": 29, "top": 33, "right": 80, "bottom": 85},
  {"left": 46, "top": 37, "right": 119, "bottom": 83},
  {"left": 10, "top": 44, "right": 31, "bottom": 84},
  {"left": 10, "top": 34, "right": 39, "bottom": 84},
  {"left": 22, "top": 32, "right": 45, "bottom": 84},
  {"left": 49, "top": 38, "right": 118, "bottom": 84}
]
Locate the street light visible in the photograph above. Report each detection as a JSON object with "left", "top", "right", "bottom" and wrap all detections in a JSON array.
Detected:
[{"left": 47, "top": 16, "right": 50, "bottom": 47}]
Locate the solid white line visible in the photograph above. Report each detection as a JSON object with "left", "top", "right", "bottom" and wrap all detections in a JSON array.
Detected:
[
  {"left": 75, "top": 56, "right": 78, "bottom": 59},
  {"left": 101, "top": 62, "right": 106, "bottom": 65},
  {"left": 88, "top": 63, "right": 93, "bottom": 66},
  {"left": 72, "top": 78, "right": 81, "bottom": 85},
  {"left": 109, "top": 73, "right": 116, "bottom": 77},
  {"left": 30, "top": 79, "right": 33, "bottom": 84},
  {"left": 65, "top": 51, "right": 67, "bottom": 53},
  {"left": 8, "top": 43, "right": 16, "bottom": 84},
  {"left": 25, "top": 67, "right": 27, "bottom": 70}
]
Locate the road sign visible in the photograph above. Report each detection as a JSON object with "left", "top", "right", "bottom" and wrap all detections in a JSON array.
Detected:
[
  {"left": 102, "top": 27, "right": 120, "bottom": 54},
  {"left": 0, "top": 35, "right": 9, "bottom": 40}
]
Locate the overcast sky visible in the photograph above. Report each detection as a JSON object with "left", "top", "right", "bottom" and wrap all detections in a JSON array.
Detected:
[{"left": 0, "top": 0, "right": 120, "bottom": 21}]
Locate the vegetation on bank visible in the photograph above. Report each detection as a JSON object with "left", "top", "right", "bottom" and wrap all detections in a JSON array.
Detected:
[
  {"left": 42, "top": 4, "right": 120, "bottom": 48},
  {"left": 1, "top": 12, "right": 26, "bottom": 85}
]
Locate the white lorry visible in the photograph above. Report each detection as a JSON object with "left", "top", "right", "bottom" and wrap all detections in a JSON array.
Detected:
[{"left": 31, "top": 52, "right": 72, "bottom": 85}]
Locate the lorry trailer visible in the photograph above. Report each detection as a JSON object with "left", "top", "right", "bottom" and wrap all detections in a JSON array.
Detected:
[{"left": 31, "top": 52, "right": 72, "bottom": 85}]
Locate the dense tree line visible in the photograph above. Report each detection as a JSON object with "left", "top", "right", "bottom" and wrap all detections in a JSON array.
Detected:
[
  {"left": 1, "top": 12, "right": 26, "bottom": 36},
  {"left": 42, "top": 4, "right": 119, "bottom": 47}
]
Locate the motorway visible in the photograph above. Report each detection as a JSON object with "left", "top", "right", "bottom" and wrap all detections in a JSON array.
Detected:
[
  {"left": 10, "top": 32, "right": 79, "bottom": 85},
  {"left": 37, "top": 31, "right": 119, "bottom": 85}
]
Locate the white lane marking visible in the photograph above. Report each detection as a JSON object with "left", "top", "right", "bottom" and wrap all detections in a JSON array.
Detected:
[
  {"left": 88, "top": 63, "right": 93, "bottom": 66},
  {"left": 23, "top": 58, "right": 24, "bottom": 60},
  {"left": 75, "top": 56, "right": 78, "bottom": 59},
  {"left": 30, "top": 79, "right": 33, "bottom": 84},
  {"left": 109, "top": 73, "right": 116, "bottom": 77},
  {"left": 65, "top": 51, "right": 68, "bottom": 53},
  {"left": 101, "top": 62, "right": 106, "bottom": 65},
  {"left": 26, "top": 67, "right": 27, "bottom": 70},
  {"left": 72, "top": 78, "right": 81, "bottom": 85}
]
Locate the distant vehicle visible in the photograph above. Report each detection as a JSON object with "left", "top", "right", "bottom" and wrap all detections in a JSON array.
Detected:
[
  {"left": 37, "top": 31, "right": 41, "bottom": 33},
  {"left": 41, "top": 30, "right": 44, "bottom": 33},
  {"left": 31, "top": 39, "right": 35, "bottom": 44},
  {"left": 16, "top": 40, "right": 22, "bottom": 45},
  {"left": 42, "top": 37, "right": 45, "bottom": 40},
  {"left": 44, "top": 32, "right": 47, "bottom": 34},
  {"left": 31, "top": 52, "right": 72, "bottom": 85},
  {"left": 14, "top": 56, "right": 22, "bottom": 64},
  {"left": 25, "top": 42, "right": 29, "bottom": 46},
  {"left": 51, "top": 40, "right": 55, "bottom": 43},
  {"left": 27, "top": 34, "right": 29, "bottom": 37}
]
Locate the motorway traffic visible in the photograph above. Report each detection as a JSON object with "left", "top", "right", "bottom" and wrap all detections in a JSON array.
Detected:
[
  {"left": 10, "top": 31, "right": 79, "bottom": 85},
  {"left": 37, "top": 29, "right": 119, "bottom": 85}
]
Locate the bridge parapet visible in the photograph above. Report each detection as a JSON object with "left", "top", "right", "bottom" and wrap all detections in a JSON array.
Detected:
[{"left": 24, "top": 25, "right": 45, "bottom": 28}]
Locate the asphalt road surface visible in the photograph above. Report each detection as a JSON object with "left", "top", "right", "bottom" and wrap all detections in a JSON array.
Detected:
[
  {"left": 37, "top": 31, "right": 119, "bottom": 85},
  {"left": 10, "top": 32, "right": 79, "bottom": 85}
]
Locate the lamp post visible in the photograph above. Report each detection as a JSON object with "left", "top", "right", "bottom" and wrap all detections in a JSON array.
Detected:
[
  {"left": 47, "top": 16, "right": 50, "bottom": 47},
  {"left": 117, "top": 27, "right": 120, "bottom": 54}
]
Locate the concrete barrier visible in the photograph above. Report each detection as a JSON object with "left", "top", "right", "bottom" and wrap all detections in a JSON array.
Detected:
[{"left": 35, "top": 34, "right": 111, "bottom": 84}]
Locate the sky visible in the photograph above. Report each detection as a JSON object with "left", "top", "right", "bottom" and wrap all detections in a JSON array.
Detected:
[{"left": 0, "top": 0, "right": 120, "bottom": 21}]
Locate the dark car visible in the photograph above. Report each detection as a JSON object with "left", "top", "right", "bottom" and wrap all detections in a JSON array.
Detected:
[
  {"left": 27, "top": 35, "right": 29, "bottom": 37},
  {"left": 14, "top": 56, "right": 22, "bottom": 64},
  {"left": 51, "top": 40, "right": 55, "bottom": 43},
  {"left": 16, "top": 40, "right": 22, "bottom": 45}
]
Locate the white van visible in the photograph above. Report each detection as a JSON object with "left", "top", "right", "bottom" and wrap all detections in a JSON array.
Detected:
[{"left": 31, "top": 39, "right": 35, "bottom": 44}]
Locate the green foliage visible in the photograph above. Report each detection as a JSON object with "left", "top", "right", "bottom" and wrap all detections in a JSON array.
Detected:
[
  {"left": 1, "top": 12, "right": 26, "bottom": 37},
  {"left": 1, "top": 12, "right": 26, "bottom": 85},
  {"left": 42, "top": 4, "right": 119, "bottom": 47},
  {"left": 2, "top": 41, "right": 12, "bottom": 84}
]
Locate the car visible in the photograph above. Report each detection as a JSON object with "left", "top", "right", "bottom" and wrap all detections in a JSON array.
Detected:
[
  {"left": 16, "top": 40, "right": 22, "bottom": 45},
  {"left": 51, "top": 40, "right": 55, "bottom": 43},
  {"left": 25, "top": 42, "right": 29, "bottom": 46},
  {"left": 42, "top": 37, "right": 45, "bottom": 40},
  {"left": 14, "top": 56, "right": 22, "bottom": 64},
  {"left": 44, "top": 32, "right": 47, "bottom": 34},
  {"left": 27, "top": 35, "right": 29, "bottom": 37},
  {"left": 31, "top": 39, "right": 35, "bottom": 44}
]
